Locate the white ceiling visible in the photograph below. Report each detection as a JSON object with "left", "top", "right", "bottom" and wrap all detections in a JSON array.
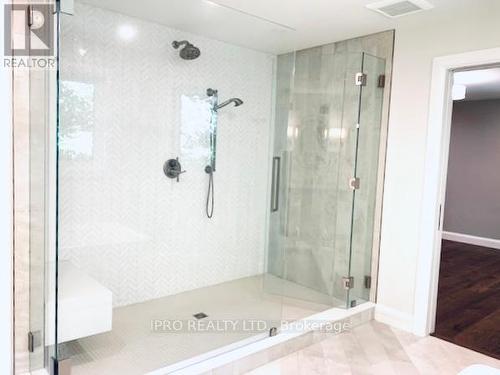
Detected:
[
  {"left": 454, "top": 68, "right": 500, "bottom": 101},
  {"left": 80, "top": 0, "right": 461, "bottom": 54}
]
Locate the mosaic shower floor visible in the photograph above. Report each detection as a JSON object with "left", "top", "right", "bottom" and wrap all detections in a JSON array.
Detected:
[{"left": 59, "top": 274, "right": 337, "bottom": 375}]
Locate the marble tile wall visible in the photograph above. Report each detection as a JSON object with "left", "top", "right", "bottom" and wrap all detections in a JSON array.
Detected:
[{"left": 268, "top": 31, "right": 394, "bottom": 307}]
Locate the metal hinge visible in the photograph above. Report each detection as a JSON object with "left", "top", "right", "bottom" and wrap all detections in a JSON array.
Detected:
[
  {"left": 364, "top": 275, "right": 372, "bottom": 289},
  {"left": 28, "top": 331, "right": 41, "bottom": 353},
  {"left": 355, "top": 73, "right": 367, "bottom": 86},
  {"left": 342, "top": 276, "right": 354, "bottom": 290},
  {"left": 378, "top": 74, "right": 386, "bottom": 88},
  {"left": 349, "top": 177, "right": 360, "bottom": 190}
]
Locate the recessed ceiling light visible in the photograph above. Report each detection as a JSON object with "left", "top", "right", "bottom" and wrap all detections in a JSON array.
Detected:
[{"left": 366, "top": 0, "right": 434, "bottom": 18}]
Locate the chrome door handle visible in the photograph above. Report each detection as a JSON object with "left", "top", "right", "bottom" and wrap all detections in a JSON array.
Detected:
[{"left": 271, "top": 156, "right": 280, "bottom": 212}]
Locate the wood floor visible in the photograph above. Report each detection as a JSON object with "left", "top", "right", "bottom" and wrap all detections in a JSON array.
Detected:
[{"left": 432, "top": 240, "right": 500, "bottom": 359}]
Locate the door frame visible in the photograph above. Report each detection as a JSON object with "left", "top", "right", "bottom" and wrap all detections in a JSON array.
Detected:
[{"left": 413, "top": 47, "right": 500, "bottom": 337}]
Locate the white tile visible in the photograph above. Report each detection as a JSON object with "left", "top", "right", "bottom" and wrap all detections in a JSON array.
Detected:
[
  {"left": 59, "top": 2, "right": 275, "bottom": 307},
  {"left": 248, "top": 321, "right": 500, "bottom": 375}
]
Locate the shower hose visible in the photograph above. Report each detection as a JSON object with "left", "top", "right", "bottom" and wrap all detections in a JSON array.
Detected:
[{"left": 205, "top": 165, "right": 214, "bottom": 218}]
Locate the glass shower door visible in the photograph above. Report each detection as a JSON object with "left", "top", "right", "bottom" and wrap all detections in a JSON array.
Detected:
[
  {"left": 267, "top": 48, "right": 365, "bottom": 313},
  {"left": 347, "top": 53, "right": 386, "bottom": 307},
  {"left": 267, "top": 49, "right": 387, "bottom": 311}
]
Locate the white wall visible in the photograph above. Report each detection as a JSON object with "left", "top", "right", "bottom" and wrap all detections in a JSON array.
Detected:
[
  {"left": 376, "top": 0, "right": 500, "bottom": 332},
  {"left": 443, "top": 99, "right": 500, "bottom": 240},
  {"left": 0, "top": 0, "right": 13, "bottom": 372},
  {"left": 59, "top": 3, "right": 275, "bottom": 307}
]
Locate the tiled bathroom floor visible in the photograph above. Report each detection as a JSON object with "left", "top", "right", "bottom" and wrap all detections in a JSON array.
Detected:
[
  {"left": 60, "top": 274, "right": 336, "bottom": 375},
  {"left": 245, "top": 320, "right": 500, "bottom": 375}
]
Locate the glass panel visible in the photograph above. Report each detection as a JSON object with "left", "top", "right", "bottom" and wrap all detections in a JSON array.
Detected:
[
  {"left": 52, "top": 0, "right": 393, "bottom": 370},
  {"left": 348, "top": 53, "right": 386, "bottom": 306},
  {"left": 54, "top": 1, "right": 290, "bottom": 373},
  {"left": 267, "top": 47, "right": 363, "bottom": 312},
  {"left": 263, "top": 52, "right": 295, "bottom": 307},
  {"left": 13, "top": 36, "right": 48, "bottom": 373},
  {"left": 28, "top": 67, "right": 47, "bottom": 371},
  {"left": 27, "top": 3, "right": 56, "bottom": 366},
  {"left": 331, "top": 52, "right": 364, "bottom": 309}
]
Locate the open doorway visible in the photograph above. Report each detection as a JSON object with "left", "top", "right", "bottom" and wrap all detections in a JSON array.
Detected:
[{"left": 432, "top": 66, "right": 500, "bottom": 359}]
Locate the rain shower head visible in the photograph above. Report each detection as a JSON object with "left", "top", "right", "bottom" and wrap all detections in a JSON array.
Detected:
[
  {"left": 215, "top": 98, "right": 244, "bottom": 110},
  {"left": 172, "top": 40, "right": 200, "bottom": 60}
]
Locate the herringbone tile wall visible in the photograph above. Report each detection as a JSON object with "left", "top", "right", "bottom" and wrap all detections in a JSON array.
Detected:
[{"left": 58, "top": 2, "right": 276, "bottom": 307}]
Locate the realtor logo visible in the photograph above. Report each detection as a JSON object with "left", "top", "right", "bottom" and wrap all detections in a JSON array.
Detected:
[{"left": 4, "top": 3, "right": 54, "bottom": 56}]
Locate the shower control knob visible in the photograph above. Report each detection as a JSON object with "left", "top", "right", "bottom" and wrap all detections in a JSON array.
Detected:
[{"left": 164, "top": 158, "right": 186, "bottom": 182}]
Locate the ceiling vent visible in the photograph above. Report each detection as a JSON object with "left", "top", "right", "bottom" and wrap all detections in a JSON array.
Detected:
[{"left": 366, "top": 0, "right": 434, "bottom": 18}]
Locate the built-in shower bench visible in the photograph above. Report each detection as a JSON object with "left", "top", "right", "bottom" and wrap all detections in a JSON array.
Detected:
[{"left": 46, "top": 261, "right": 112, "bottom": 344}]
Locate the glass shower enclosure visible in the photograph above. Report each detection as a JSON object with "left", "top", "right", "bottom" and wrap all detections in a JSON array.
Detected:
[
  {"left": 47, "top": 1, "right": 393, "bottom": 374},
  {"left": 268, "top": 49, "right": 387, "bottom": 310}
]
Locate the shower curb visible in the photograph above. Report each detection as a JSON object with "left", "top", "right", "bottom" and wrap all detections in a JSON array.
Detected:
[{"left": 159, "top": 303, "right": 375, "bottom": 375}]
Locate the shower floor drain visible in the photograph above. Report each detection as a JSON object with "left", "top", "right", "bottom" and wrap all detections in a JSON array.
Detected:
[{"left": 193, "top": 312, "right": 208, "bottom": 320}]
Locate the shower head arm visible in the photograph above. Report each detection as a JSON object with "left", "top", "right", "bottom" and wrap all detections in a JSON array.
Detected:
[{"left": 215, "top": 98, "right": 244, "bottom": 110}]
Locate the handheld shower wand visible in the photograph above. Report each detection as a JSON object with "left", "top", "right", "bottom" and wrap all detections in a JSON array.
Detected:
[
  {"left": 204, "top": 88, "right": 244, "bottom": 219},
  {"left": 205, "top": 165, "right": 215, "bottom": 218}
]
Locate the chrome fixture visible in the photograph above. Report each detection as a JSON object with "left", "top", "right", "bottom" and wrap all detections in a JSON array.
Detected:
[
  {"left": 205, "top": 164, "right": 215, "bottom": 218},
  {"left": 270, "top": 157, "right": 280, "bottom": 212},
  {"left": 204, "top": 88, "right": 244, "bottom": 219},
  {"left": 172, "top": 40, "right": 201, "bottom": 60},
  {"left": 215, "top": 98, "right": 243, "bottom": 110},
  {"left": 163, "top": 158, "right": 186, "bottom": 182},
  {"left": 193, "top": 312, "right": 208, "bottom": 320}
]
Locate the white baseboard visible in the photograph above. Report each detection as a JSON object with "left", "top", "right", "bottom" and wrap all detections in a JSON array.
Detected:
[
  {"left": 442, "top": 232, "right": 500, "bottom": 250},
  {"left": 374, "top": 304, "right": 414, "bottom": 333}
]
